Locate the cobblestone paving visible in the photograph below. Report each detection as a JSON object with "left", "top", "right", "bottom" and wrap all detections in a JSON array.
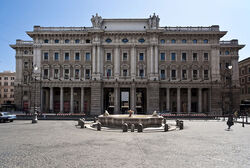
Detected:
[{"left": 0, "top": 120, "right": 249, "bottom": 168}]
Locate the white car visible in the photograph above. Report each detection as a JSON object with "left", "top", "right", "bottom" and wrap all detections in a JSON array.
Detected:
[{"left": 0, "top": 112, "right": 17, "bottom": 122}]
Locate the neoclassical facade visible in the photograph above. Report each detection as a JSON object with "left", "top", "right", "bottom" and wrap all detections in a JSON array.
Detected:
[{"left": 11, "top": 14, "right": 245, "bottom": 115}]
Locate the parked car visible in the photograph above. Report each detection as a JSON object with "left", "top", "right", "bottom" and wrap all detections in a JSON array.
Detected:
[
  {"left": 0, "top": 112, "right": 17, "bottom": 122},
  {"left": 0, "top": 112, "right": 9, "bottom": 123}
]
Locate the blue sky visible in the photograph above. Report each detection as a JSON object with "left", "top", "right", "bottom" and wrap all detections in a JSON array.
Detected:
[{"left": 0, "top": 0, "right": 249, "bottom": 72}]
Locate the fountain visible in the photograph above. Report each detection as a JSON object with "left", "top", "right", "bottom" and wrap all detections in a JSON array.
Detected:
[{"left": 98, "top": 110, "right": 163, "bottom": 128}]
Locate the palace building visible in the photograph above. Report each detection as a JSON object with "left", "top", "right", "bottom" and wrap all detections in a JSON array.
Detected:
[{"left": 10, "top": 14, "right": 245, "bottom": 115}]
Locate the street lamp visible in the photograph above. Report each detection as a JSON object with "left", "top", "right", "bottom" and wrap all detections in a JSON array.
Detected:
[
  {"left": 228, "top": 65, "right": 233, "bottom": 115},
  {"left": 32, "top": 64, "right": 39, "bottom": 124}
]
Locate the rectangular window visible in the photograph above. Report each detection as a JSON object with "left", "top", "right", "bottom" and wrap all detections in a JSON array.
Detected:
[
  {"left": 107, "top": 53, "right": 111, "bottom": 61},
  {"left": 171, "top": 53, "right": 176, "bottom": 61},
  {"left": 64, "top": 69, "right": 69, "bottom": 79},
  {"left": 139, "top": 69, "right": 144, "bottom": 77},
  {"left": 43, "top": 69, "right": 49, "bottom": 79},
  {"left": 44, "top": 52, "right": 49, "bottom": 60},
  {"left": 123, "top": 53, "right": 128, "bottom": 61},
  {"left": 11, "top": 82, "right": 14, "bottom": 86},
  {"left": 11, "top": 77, "right": 15, "bottom": 80},
  {"left": 193, "top": 53, "right": 197, "bottom": 61},
  {"left": 248, "top": 77, "right": 250, "bottom": 82},
  {"left": 193, "top": 70, "right": 198, "bottom": 80},
  {"left": 242, "top": 88, "right": 245, "bottom": 94},
  {"left": 24, "top": 75, "right": 28, "bottom": 84},
  {"left": 75, "top": 52, "right": 80, "bottom": 61},
  {"left": 182, "top": 70, "right": 187, "bottom": 80},
  {"left": 139, "top": 53, "right": 144, "bottom": 61},
  {"left": 123, "top": 69, "right": 127, "bottom": 77},
  {"left": 64, "top": 53, "right": 70, "bottom": 61},
  {"left": 85, "top": 69, "right": 90, "bottom": 79},
  {"left": 160, "top": 53, "right": 165, "bottom": 61},
  {"left": 4, "top": 82, "right": 8, "bottom": 86},
  {"left": 248, "top": 68, "right": 250, "bottom": 73},
  {"left": 75, "top": 69, "right": 80, "bottom": 79},
  {"left": 241, "top": 78, "right": 245, "bottom": 84},
  {"left": 160, "top": 70, "right": 165, "bottom": 79},
  {"left": 204, "top": 53, "right": 208, "bottom": 61},
  {"left": 171, "top": 70, "right": 176, "bottom": 80},
  {"left": 107, "top": 69, "right": 111, "bottom": 77},
  {"left": 204, "top": 70, "right": 209, "bottom": 80},
  {"left": 182, "top": 53, "right": 187, "bottom": 61},
  {"left": 4, "top": 88, "right": 8, "bottom": 92},
  {"left": 4, "top": 77, "right": 8, "bottom": 80},
  {"left": 24, "top": 62, "right": 28, "bottom": 69},
  {"left": 54, "top": 69, "right": 59, "bottom": 79},
  {"left": 54, "top": 52, "right": 59, "bottom": 60},
  {"left": 248, "top": 87, "right": 250, "bottom": 94},
  {"left": 85, "top": 53, "right": 90, "bottom": 61}
]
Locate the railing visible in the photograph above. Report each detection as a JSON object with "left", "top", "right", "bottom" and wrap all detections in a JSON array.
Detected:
[
  {"left": 34, "top": 26, "right": 92, "bottom": 32},
  {"left": 162, "top": 25, "right": 219, "bottom": 32},
  {"left": 220, "top": 40, "right": 238, "bottom": 45},
  {"left": 16, "top": 40, "right": 33, "bottom": 45}
]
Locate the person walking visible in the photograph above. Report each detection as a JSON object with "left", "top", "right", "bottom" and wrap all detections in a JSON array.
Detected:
[{"left": 227, "top": 114, "right": 234, "bottom": 130}]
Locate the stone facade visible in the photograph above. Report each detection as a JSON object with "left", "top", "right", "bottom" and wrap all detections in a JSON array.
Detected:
[
  {"left": 10, "top": 14, "right": 245, "bottom": 115},
  {"left": 239, "top": 57, "right": 250, "bottom": 102},
  {"left": 0, "top": 71, "right": 15, "bottom": 109}
]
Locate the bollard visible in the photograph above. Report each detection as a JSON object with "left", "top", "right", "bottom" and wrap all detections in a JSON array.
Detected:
[
  {"left": 122, "top": 123, "right": 128, "bottom": 132},
  {"left": 242, "top": 116, "right": 245, "bottom": 127},
  {"left": 94, "top": 117, "right": 97, "bottom": 123},
  {"left": 176, "top": 120, "right": 180, "bottom": 126},
  {"left": 131, "top": 124, "right": 135, "bottom": 132},
  {"left": 80, "top": 120, "right": 85, "bottom": 129},
  {"left": 179, "top": 121, "right": 184, "bottom": 130},
  {"left": 97, "top": 122, "right": 101, "bottom": 131},
  {"left": 138, "top": 123, "right": 143, "bottom": 132},
  {"left": 163, "top": 118, "right": 167, "bottom": 124},
  {"left": 164, "top": 124, "right": 168, "bottom": 132},
  {"left": 32, "top": 112, "right": 38, "bottom": 124}
]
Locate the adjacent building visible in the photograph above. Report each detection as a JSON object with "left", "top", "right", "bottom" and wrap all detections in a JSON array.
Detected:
[
  {"left": 0, "top": 71, "right": 15, "bottom": 110},
  {"left": 10, "top": 14, "right": 245, "bottom": 115},
  {"left": 239, "top": 57, "right": 250, "bottom": 102}
]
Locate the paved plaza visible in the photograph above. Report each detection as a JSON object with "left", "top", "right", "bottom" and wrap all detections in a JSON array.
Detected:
[{"left": 0, "top": 120, "right": 250, "bottom": 168}]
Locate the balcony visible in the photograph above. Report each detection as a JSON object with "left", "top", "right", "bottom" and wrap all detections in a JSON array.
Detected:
[{"left": 34, "top": 26, "right": 91, "bottom": 32}]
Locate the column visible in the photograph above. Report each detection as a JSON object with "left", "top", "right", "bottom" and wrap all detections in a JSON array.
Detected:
[
  {"left": 166, "top": 88, "right": 170, "bottom": 111},
  {"left": 188, "top": 88, "right": 191, "bottom": 113},
  {"left": 114, "top": 47, "right": 120, "bottom": 78},
  {"left": 81, "top": 87, "right": 85, "bottom": 113},
  {"left": 60, "top": 87, "right": 64, "bottom": 113},
  {"left": 70, "top": 87, "right": 74, "bottom": 113},
  {"left": 96, "top": 45, "right": 101, "bottom": 74},
  {"left": 40, "top": 87, "right": 43, "bottom": 113},
  {"left": 49, "top": 87, "right": 53, "bottom": 112},
  {"left": 198, "top": 88, "right": 202, "bottom": 113},
  {"left": 130, "top": 84, "right": 136, "bottom": 111},
  {"left": 177, "top": 88, "right": 181, "bottom": 113},
  {"left": 154, "top": 45, "right": 158, "bottom": 74},
  {"left": 92, "top": 45, "right": 96, "bottom": 74},
  {"left": 114, "top": 87, "right": 120, "bottom": 113},
  {"left": 150, "top": 45, "right": 154, "bottom": 74},
  {"left": 131, "top": 46, "right": 136, "bottom": 78}
]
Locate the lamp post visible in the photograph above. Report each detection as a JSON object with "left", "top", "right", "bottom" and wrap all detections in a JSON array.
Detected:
[
  {"left": 228, "top": 65, "right": 233, "bottom": 115},
  {"left": 32, "top": 65, "right": 39, "bottom": 124}
]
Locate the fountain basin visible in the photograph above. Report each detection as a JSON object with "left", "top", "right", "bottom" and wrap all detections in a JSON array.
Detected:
[{"left": 98, "top": 114, "right": 163, "bottom": 128}]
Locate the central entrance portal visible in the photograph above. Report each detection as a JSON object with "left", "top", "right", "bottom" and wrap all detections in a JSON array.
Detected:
[{"left": 120, "top": 88, "right": 130, "bottom": 114}]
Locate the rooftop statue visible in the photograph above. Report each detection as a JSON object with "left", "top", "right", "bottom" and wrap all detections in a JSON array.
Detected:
[
  {"left": 91, "top": 13, "right": 103, "bottom": 29},
  {"left": 148, "top": 13, "right": 160, "bottom": 29}
]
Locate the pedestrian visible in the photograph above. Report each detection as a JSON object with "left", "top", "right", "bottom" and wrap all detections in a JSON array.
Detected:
[
  {"left": 234, "top": 110, "right": 238, "bottom": 121},
  {"left": 227, "top": 114, "right": 234, "bottom": 130}
]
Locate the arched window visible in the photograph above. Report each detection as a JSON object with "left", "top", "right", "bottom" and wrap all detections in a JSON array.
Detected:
[
  {"left": 182, "top": 39, "right": 187, "bottom": 43},
  {"left": 75, "top": 39, "right": 80, "bottom": 43},
  {"left": 171, "top": 39, "right": 176, "bottom": 44},
  {"left": 65, "top": 39, "right": 70, "bottom": 43},
  {"left": 204, "top": 39, "right": 208, "bottom": 43},
  {"left": 225, "top": 51, "right": 230, "bottom": 55},
  {"left": 44, "top": 39, "right": 49, "bottom": 43},
  {"left": 160, "top": 39, "right": 165, "bottom": 44},
  {"left": 193, "top": 39, "right": 197, "bottom": 44}
]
